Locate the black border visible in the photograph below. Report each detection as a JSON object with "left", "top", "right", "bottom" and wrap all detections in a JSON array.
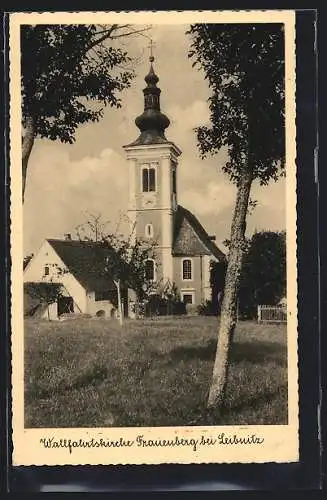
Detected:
[{"left": 2, "top": 6, "right": 322, "bottom": 493}]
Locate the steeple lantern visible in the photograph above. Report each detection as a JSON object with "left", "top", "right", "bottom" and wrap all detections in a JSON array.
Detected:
[{"left": 128, "top": 54, "right": 171, "bottom": 147}]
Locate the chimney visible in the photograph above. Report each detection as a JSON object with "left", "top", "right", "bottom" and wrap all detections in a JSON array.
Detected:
[
  {"left": 64, "top": 233, "right": 72, "bottom": 241},
  {"left": 209, "top": 235, "right": 216, "bottom": 241}
]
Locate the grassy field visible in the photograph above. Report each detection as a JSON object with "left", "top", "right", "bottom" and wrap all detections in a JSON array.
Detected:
[{"left": 24, "top": 316, "right": 288, "bottom": 428}]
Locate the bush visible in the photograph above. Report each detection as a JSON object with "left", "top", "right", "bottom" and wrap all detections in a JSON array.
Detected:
[
  {"left": 144, "top": 295, "right": 186, "bottom": 317},
  {"left": 197, "top": 300, "right": 218, "bottom": 316},
  {"left": 185, "top": 304, "right": 198, "bottom": 316},
  {"left": 172, "top": 300, "right": 186, "bottom": 316}
]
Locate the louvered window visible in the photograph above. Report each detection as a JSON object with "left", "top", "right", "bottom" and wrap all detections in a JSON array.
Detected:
[{"left": 142, "top": 165, "right": 156, "bottom": 192}]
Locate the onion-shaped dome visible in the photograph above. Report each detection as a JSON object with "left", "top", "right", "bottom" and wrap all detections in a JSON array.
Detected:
[{"left": 127, "top": 57, "right": 170, "bottom": 146}]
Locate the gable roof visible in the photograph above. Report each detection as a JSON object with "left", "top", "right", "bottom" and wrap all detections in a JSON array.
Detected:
[
  {"left": 47, "top": 239, "right": 118, "bottom": 292},
  {"left": 172, "top": 205, "right": 226, "bottom": 261}
]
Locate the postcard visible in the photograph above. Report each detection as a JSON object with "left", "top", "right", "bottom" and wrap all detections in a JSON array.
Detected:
[{"left": 10, "top": 9, "right": 298, "bottom": 465}]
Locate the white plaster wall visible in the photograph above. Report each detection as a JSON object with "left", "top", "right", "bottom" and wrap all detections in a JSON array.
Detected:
[
  {"left": 202, "top": 254, "right": 212, "bottom": 302},
  {"left": 40, "top": 302, "right": 58, "bottom": 321},
  {"left": 24, "top": 240, "right": 87, "bottom": 313},
  {"left": 86, "top": 291, "right": 116, "bottom": 318},
  {"left": 161, "top": 247, "right": 173, "bottom": 283},
  {"left": 160, "top": 155, "right": 174, "bottom": 281},
  {"left": 124, "top": 143, "right": 181, "bottom": 285}
]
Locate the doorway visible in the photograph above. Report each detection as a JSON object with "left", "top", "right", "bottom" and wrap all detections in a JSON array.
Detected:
[{"left": 57, "top": 296, "right": 74, "bottom": 316}]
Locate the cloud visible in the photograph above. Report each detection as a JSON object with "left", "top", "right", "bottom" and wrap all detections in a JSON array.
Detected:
[
  {"left": 24, "top": 143, "right": 129, "bottom": 253},
  {"left": 179, "top": 180, "right": 236, "bottom": 217},
  {"left": 251, "top": 177, "right": 286, "bottom": 210},
  {"left": 167, "top": 100, "right": 210, "bottom": 135}
]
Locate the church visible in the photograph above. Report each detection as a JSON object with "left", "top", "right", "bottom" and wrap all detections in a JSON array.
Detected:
[
  {"left": 24, "top": 55, "right": 226, "bottom": 319},
  {"left": 123, "top": 54, "right": 225, "bottom": 307}
]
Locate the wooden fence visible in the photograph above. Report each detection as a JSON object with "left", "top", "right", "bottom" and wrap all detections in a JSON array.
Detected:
[{"left": 257, "top": 304, "right": 287, "bottom": 323}]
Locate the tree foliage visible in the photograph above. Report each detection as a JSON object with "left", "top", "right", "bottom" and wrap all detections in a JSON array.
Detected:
[
  {"left": 239, "top": 230, "right": 286, "bottom": 318},
  {"left": 24, "top": 281, "right": 63, "bottom": 320},
  {"left": 21, "top": 24, "right": 137, "bottom": 142},
  {"left": 99, "top": 233, "right": 156, "bottom": 303},
  {"left": 25, "top": 281, "right": 63, "bottom": 304},
  {"left": 188, "top": 23, "right": 285, "bottom": 186}
]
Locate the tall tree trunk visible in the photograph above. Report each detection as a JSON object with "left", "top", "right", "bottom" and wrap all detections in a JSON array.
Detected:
[
  {"left": 22, "top": 115, "right": 35, "bottom": 203},
  {"left": 207, "top": 169, "right": 253, "bottom": 409}
]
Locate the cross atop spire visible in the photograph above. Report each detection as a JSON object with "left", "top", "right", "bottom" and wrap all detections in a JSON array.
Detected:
[{"left": 147, "top": 39, "right": 155, "bottom": 62}]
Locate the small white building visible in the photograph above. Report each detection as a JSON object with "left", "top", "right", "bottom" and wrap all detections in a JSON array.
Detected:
[{"left": 24, "top": 237, "right": 128, "bottom": 320}]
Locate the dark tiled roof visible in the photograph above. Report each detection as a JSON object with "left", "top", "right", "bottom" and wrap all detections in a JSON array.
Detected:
[
  {"left": 47, "top": 239, "right": 117, "bottom": 292},
  {"left": 124, "top": 131, "right": 170, "bottom": 147},
  {"left": 172, "top": 205, "right": 226, "bottom": 261}
]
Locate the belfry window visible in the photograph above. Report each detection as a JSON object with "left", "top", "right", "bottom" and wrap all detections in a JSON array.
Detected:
[
  {"left": 182, "top": 259, "right": 192, "bottom": 281},
  {"left": 145, "top": 259, "right": 155, "bottom": 281},
  {"left": 172, "top": 169, "right": 177, "bottom": 194},
  {"left": 145, "top": 94, "right": 158, "bottom": 108},
  {"left": 142, "top": 164, "right": 156, "bottom": 192}
]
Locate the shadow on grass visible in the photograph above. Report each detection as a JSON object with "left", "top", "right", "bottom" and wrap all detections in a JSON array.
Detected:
[
  {"left": 193, "top": 386, "right": 288, "bottom": 426},
  {"left": 28, "top": 365, "right": 109, "bottom": 401},
  {"left": 168, "top": 339, "right": 286, "bottom": 366},
  {"left": 224, "top": 385, "right": 287, "bottom": 415}
]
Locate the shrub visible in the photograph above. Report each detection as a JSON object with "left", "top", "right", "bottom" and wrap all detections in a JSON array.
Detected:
[
  {"left": 185, "top": 303, "right": 198, "bottom": 316},
  {"left": 172, "top": 300, "right": 187, "bottom": 316},
  {"left": 197, "top": 300, "right": 218, "bottom": 316},
  {"left": 144, "top": 295, "right": 186, "bottom": 317}
]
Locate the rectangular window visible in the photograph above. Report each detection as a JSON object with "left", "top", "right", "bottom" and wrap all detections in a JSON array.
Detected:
[
  {"left": 44, "top": 265, "right": 50, "bottom": 276},
  {"left": 182, "top": 293, "right": 193, "bottom": 305},
  {"left": 182, "top": 259, "right": 192, "bottom": 280}
]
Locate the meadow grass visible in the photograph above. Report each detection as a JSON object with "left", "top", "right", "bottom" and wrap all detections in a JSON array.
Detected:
[{"left": 24, "top": 316, "right": 288, "bottom": 427}]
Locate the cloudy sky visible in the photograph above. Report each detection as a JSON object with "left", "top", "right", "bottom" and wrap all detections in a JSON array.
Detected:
[{"left": 23, "top": 24, "right": 286, "bottom": 255}]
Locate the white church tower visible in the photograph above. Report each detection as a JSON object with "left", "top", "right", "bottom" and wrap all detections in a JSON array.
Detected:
[{"left": 123, "top": 54, "right": 181, "bottom": 284}]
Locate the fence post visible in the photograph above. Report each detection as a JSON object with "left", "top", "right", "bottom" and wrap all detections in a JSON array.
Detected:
[{"left": 257, "top": 305, "right": 261, "bottom": 323}]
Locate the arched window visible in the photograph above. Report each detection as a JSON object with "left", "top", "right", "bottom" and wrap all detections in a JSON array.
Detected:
[
  {"left": 142, "top": 164, "right": 156, "bottom": 192},
  {"left": 145, "top": 259, "right": 155, "bottom": 281},
  {"left": 145, "top": 223, "right": 154, "bottom": 238},
  {"left": 182, "top": 259, "right": 192, "bottom": 281}
]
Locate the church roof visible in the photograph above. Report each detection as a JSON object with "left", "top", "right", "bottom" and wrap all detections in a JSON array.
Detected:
[
  {"left": 172, "top": 205, "right": 226, "bottom": 261},
  {"left": 47, "top": 239, "right": 118, "bottom": 292}
]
